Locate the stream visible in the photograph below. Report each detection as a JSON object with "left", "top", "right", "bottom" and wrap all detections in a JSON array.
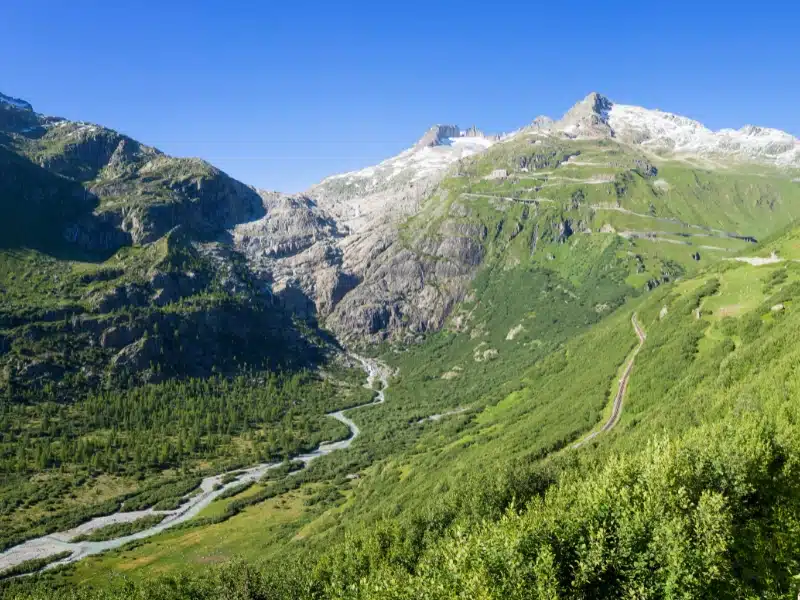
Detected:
[{"left": 0, "top": 355, "right": 387, "bottom": 575}]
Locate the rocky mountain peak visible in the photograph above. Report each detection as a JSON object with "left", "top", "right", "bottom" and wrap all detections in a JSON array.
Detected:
[
  {"left": 415, "top": 124, "right": 463, "bottom": 149},
  {"left": 586, "top": 92, "right": 613, "bottom": 114},
  {"left": 563, "top": 92, "right": 613, "bottom": 120},
  {"left": 0, "top": 92, "right": 34, "bottom": 112},
  {"left": 558, "top": 92, "right": 614, "bottom": 138}
]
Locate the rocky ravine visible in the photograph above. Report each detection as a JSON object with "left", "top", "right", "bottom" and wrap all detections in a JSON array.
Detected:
[{"left": 232, "top": 125, "right": 501, "bottom": 341}]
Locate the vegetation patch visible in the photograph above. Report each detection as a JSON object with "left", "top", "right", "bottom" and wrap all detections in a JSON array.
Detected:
[{"left": 70, "top": 515, "right": 166, "bottom": 542}]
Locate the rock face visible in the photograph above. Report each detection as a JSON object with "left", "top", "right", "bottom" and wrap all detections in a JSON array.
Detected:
[
  {"left": 324, "top": 220, "right": 486, "bottom": 340},
  {"left": 415, "top": 125, "right": 463, "bottom": 149},
  {"left": 89, "top": 284, "right": 149, "bottom": 314},
  {"left": 233, "top": 123, "right": 499, "bottom": 334},
  {"left": 100, "top": 325, "right": 144, "bottom": 349},
  {"left": 149, "top": 271, "right": 205, "bottom": 307},
  {"left": 111, "top": 337, "right": 163, "bottom": 374},
  {"left": 232, "top": 191, "right": 351, "bottom": 317},
  {"left": 558, "top": 92, "right": 614, "bottom": 138}
]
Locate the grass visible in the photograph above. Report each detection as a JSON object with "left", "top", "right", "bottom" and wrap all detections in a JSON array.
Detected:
[
  {"left": 62, "top": 486, "right": 319, "bottom": 585},
  {"left": 193, "top": 483, "right": 267, "bottom": 520},
  {"left": 71, "top": 515, "right": 166, "bottom": 542}
]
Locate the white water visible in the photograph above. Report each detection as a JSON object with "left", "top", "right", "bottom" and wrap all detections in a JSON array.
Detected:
[{"left": 0, "top": 356, "right": 387, "bottom": 575}]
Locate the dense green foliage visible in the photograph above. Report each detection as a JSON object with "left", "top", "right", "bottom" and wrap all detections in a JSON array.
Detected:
[
  {"left": 9, "top": 252, "right": 800, "bottom": 598},
  {"left": 70, "top": 516, "right": 166, "bottom": 543},
  {"left": 1, "top": 372, "right": 350, "bottom": 475},
  {"left": 0, "top": 369, "right": 368, "bottom": 553},
  {"left": 0, "top": 552, "right": 72, "bottom": 581}
]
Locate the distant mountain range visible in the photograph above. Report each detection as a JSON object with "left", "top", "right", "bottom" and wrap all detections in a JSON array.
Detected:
[{"left": 2, "top": 89, "right": 800, "bottom": 390}]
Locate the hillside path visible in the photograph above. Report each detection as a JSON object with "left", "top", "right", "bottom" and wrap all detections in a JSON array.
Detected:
[{"left": 573, "top": 313, "right": 646, "bottom": 448}]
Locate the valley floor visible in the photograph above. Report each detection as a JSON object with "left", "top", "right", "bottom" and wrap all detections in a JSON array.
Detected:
[{"left": 0, "top": 357, "right": 388, "bottom": 577}]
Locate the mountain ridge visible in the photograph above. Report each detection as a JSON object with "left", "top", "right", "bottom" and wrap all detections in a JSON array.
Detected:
[
  {"left": 541, "top": 92, "right": 800, "bottom": 168},
  {"left": 2, "top": 88, "right": 800, "bottom": 349}
]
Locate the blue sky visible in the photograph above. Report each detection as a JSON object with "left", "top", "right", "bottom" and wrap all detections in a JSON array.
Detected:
[{"left": 2, "top": 1, "right": 798, "bottom": 192}]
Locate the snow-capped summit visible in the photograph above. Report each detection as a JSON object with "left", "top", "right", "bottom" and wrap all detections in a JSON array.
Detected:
[
  {"left": 312, "top": 123, "right": 495, "bottom": 196},
  {"left": 307, "top": 124, "right": 497, "bottom": 234},
  {"left": 415, "top": 124, "right": 463, "bottom": 149},
  {"left": 608, "top": 102, "right": 799, "bottom": 167},
  {"left": 546, "top": 92, "right": 800, "bottom": 167}
]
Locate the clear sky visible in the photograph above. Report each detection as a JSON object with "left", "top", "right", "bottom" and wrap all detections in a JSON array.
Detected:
[{"left": 2, "top": 0, "right": 798, "bottom": 192}]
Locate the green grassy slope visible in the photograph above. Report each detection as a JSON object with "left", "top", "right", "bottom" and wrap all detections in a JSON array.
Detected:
[{"left": 13, "top": 222, "right": 800, "bottom": 600}]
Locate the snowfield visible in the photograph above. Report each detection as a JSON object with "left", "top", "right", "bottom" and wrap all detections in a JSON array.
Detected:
[
  {"left": 321, "top": 134, "right": 496, "bottom": 188},
  {"left": 607, "top": 103, "right": 800, "bottom": 167}
]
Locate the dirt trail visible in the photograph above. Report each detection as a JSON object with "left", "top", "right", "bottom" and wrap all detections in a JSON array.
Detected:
[
  {"left": 0, "top": 355, "right": 389, "bottom": 576},
  {"left": 573, "top": 313, "right": 646, "bottom": 448},
  {"left": 461, "top": 192, "right": 555, "bottom": 204}
]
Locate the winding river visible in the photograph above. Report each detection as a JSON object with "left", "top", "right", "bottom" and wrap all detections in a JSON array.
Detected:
[{"left": 0, "top": 355, "right": 387, "bottom": 575}]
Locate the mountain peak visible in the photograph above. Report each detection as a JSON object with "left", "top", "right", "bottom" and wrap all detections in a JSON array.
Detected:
[
  {"left": 561, "top": 93, "right": 613, "bottom": 121},
  {"left": 557, "top": 92, "right": 614, "bottom": 138},
  {"left": 0, "top": 92, "right": 33, "bottom": 112},
  {"left": 415, "top": 124, "right": 462, "bottom": 149},
  {"left": 584, "top": 92, "right": 613, "bottom": 113}
]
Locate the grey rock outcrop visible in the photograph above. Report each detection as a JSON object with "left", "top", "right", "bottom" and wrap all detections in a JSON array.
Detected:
[
  {"left": 233, "top": 191, "right": 352, "bottom": 318},
  {"left": 149, "top": 271, "right": 204, "bottom": 307},
  {"left": 89, "top": 284, "right": 149, "bottom": 314},
  {"left": 111, "top": 337, "right": 163, "bottom": 373},
  {"left": 557, "top": 92, "right": 614, "bottom": 138},
  {"left": 100, "top": 325, "right": 144, "bottom": 349},
  {"left": 415, "top": 125, "right": 462, "bottom": 149},
  {"left": 13, "top": 358, "right": 65, "bottom": 382}
]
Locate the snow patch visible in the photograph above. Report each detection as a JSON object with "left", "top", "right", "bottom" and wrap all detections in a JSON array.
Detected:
[
  {"left": 317, "top": 134, "right": 496, "bottom": 191},
  {"left": 607, "top": 103, "right": 800, "bottom": 167}
]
